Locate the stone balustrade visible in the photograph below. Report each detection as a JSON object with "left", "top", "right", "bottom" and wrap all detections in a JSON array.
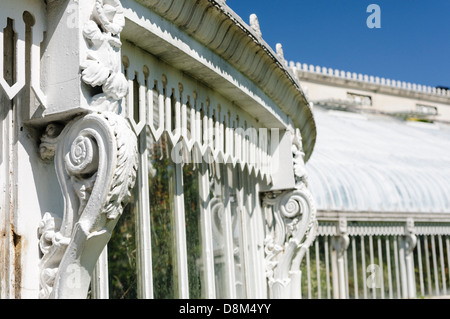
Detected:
[{"left": 287, "top": 61, "right": 450, "bottom": 97}]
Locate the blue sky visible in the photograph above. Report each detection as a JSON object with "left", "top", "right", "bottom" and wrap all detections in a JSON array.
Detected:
[{"left": 227, "top": 0, "right": 450, "bottom": 88}]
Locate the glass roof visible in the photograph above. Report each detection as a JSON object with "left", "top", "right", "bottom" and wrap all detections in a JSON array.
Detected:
[{"left": 306, "top": 108, "right": 450, "bottom": 213}]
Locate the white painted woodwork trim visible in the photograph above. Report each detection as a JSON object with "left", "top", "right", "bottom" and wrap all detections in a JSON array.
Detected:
[
  {"left": 136, "top": 128, "right": 154, "bottom": 299},
  {"left": 0, "top": 2, "right": 26, "bottom": 100},
  {"left": 173, "top": 162, "right": 189, "bottom": 299},
  {"left": 0, "top": 0, "right": 48, "bottom": 108},
  {"left": 121, "top": 0, "right": 317, "bottom": 161},
  {"left": 221, "top": 164, "right": 237, "bottom": 299},
  {"left": 198, "top": 163, "right": 216, "bottom": 299},
  {"left": 91, "top": 248, "right": 109, "bottom": 299}
]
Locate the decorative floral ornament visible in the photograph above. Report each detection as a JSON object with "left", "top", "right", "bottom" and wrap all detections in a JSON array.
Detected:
[{"left": 81, "top": 0, "right": 128, "bottom": 112}]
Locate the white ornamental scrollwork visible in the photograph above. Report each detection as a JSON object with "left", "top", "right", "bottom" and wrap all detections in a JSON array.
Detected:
[
  {"left": 263, "top": 184, "right": 316, "bottom": 299},
  {"left": 38, "top": 112, "right": 138, "bottom": 299},
  {"left": 263, "top": 128, "right": 317, "bottom": 299}
]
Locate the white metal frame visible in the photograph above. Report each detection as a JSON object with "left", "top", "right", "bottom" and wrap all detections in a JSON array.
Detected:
[{"left": 300, "top": 216, "right": 450, "bottom": 299}]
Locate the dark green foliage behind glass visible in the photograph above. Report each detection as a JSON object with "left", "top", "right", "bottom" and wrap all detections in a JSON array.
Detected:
[
  {"left": 108, "top": 189, "right": 138, "bottom": 299},
  {"left": 149, "top": 136, "right": 177, "bottom": 299},
  {"left": 183, "top": 162, "right": 203, "bottom": 298}
]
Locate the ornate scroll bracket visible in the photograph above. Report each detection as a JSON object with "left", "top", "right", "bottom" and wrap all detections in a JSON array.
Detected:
[
  {"left": 263, "top": 128, "right": 317, "bottom": 299},
  {"left": 38, "top": 111, "right": 138, "bottom": 299}
]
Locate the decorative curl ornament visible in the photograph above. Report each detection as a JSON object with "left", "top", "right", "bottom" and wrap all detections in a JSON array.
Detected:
[
  {"left": 66, "top": 135, "right": 99, "bottom": 175},
  {"left": 280, "top": 193, "right": 302, "bottom": 219}
]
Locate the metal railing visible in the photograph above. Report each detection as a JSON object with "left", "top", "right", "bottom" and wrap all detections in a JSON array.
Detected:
[{"left": 300, "top": 227, "right": 450, "bottom": 299}]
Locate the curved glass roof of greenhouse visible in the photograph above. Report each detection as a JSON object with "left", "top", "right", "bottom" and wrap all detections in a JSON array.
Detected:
[{"left": 306, "top": 107, "right": 450, "bottom": 213}]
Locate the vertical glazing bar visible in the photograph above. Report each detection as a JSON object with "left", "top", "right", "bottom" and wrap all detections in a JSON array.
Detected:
[
  {"left": 240, "top": 171, "right": 255, "bottom": 298},
  {"left": 431, "top": 235, "right": 440, "bottom": 296},
  {"left": 324, "top": 236, "right": 331, "bottom": 299},
  {"left": 369, "top": 235, "right": 375, "bottom": 299},
  {"left": 393, "top": 237, "right": 401, "bottom": 298},
  {"left": 344, "top": 249, "right": 349, "bottom": 299},
  {"left": 91, "top": 248, "right": 109, "bottom": 299},
  {"left": 438, "top": 235, "right": 447, "bottom": 295},
  {"left": 424, "top": 236, "right": 432, "bottom": 296},
  {"left": 198, "top": 162, "right": 216, "bottom": 298},
  {"left": 330, "top": 237, "right": 339, "bottom": 299},
  {"left": 315, "top": 239, "right": 322, "bottom": 299},
  {"left": 385, "top": 238, "right": 393, "bottom": 299},
  {"left": 136, "top": 129, "right": 154, "bottom": 299},
  {"left": 417, "top": 238, "right": 425, "bottom": 298},
  {"left": 174, "top": 163, "right": 189, "bottom": 299},
  {"left": 252, "top": 177, "right": 266, "bottom": 298},
  {"left": 306, "top": 248, "right": 312, "bottom": 299},
  {"left": 361, "top": 236, "right": 367, "bottom": 299},
  {"left": 352, "top": 236, "right": 358, "bottom": 299},
  {"left": 241, "top": 171, "right": 259, "bottom": 298},
  {"left": 398, "top": 236, "right": 408, "bottom": 299},
  {"left": 377, "top": 237, "right": 385, "bottom": 299},
  {"left": 221, "top": 164, "right": 237, "bottom": 299}
]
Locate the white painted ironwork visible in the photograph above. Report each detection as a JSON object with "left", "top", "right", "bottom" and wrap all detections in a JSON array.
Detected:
[
  {"left": 300, "top": 219, "right": 450, "bottom": 299},
  {"left": 0, "top": 0, "right": 46, "bottom": 106},
  {"left": 121, "top": 41, "right": 273, "bottom": 184},
  {"left": 98, "top": 35, "right": 290, "bottom": 298},
  {"left": 0, "top": 0, "right": 47, "bottom": 299}
]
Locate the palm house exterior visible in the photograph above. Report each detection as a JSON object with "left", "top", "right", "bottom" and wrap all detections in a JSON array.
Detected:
[{"left": 289, "top": 62, "right": 450, "bottom": 299}]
